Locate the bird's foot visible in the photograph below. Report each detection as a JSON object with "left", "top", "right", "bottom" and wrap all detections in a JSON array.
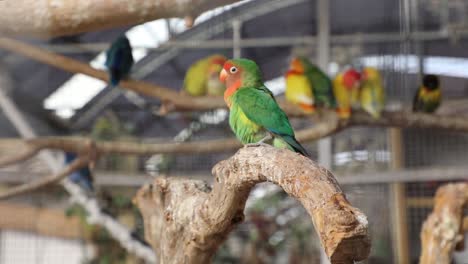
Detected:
[{"left": 244, "top": 135, "right": 272, "bottom": 148}]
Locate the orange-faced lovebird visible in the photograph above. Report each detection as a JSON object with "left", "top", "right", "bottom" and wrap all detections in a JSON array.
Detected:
[
  {"left": 413, "top": 74, "right": 441, "bottom": 113},
  {"left": 105, "top": 35, "right": 134, "bottom": 86},
  {"left": 220, "top": 58, "right": 309, "bottom": 157},
  {"left": 360, "top": 67, "right": 385, "bottom": 119},
  {"left": 65, "top": 152, "right": 94, "bottom": 193},
  {"left": 333, "top": 68, "right": 361, "bottom": 118},
  {"left": 285, "top": 57, "right": 315, "bottom": 113},
  {"left": 287, "top": 57, "right": 336, "bottom": 109},
  {"left": 184, "top": 54, "right": 227, "bottom": 96}
]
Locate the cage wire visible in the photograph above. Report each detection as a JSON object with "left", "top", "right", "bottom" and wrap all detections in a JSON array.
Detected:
[{"left": 3, "top": 0, "right": 468, "bottom": 263}]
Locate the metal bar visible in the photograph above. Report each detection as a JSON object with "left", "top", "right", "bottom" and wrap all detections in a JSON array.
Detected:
[
  {"left": 1, "top": 166, "right": 466, "bottom": 186},
  {"left": 232, "top": 19, "right": 242, "bottom": 58},
  {"left": 40, "top": 29, "right": 458, "bottom": 53},
  {"left": 316, "top": 1, "right": 331, "bottom": 264},
  {"left": 389, "top": 128, "right": 410, "bottom": 264}
]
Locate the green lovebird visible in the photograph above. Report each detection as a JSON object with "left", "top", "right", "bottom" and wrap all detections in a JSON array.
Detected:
[
  {"left": 219, "top": 58, "right": 309, "bottom": 157},
  {"left": 297, "top": 57, "right": 336, "bottom": 108}
]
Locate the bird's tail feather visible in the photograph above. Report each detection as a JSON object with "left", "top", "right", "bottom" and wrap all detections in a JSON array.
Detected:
[
  {"left": 280, "top": 135, "right": 310, "bottom": 157},
  {"left": 109, "top": 68, "right": 121, "bottom": 86}
]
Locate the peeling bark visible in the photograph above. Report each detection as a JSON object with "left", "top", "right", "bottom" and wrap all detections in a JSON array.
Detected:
[
  {"left": 0, "top": 0, "right": 242, "bottom": 38},
  {"left": 134, "top": 145, "right": 371, "bottom": 263},
  {"left": 419, "top": 183, "right": 468, "bottom": 264}
]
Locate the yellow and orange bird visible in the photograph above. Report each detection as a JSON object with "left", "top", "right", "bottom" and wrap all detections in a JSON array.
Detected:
[
  {"left": 333, "top": 68, "right": 361, "bottom": 118},
  {"left": 284, "top": 57, "right": 316, "bottom": 113}
]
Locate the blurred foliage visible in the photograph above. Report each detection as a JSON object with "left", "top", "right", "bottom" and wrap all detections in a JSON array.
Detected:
[
  {"left": 213, "top": 187, "right": 320, "bottom": 264},
  {"left": 66, "top": 189, "right": 146, "bottom": 264}
]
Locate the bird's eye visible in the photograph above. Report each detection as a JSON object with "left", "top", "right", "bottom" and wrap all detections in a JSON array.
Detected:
[{"left": 229, "top": 66, "right": 238, "bottom": 73}]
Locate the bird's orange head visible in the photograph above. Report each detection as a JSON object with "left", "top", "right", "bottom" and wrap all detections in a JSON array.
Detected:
[{"left": 286, "top": 57, "right": 305, "bottom": 76}]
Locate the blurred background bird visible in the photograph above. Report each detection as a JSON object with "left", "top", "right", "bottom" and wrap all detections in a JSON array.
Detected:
[
  {"left": 285, "top": 57, "right": 316, "bottom": 113},
  {"left": 184, "top": 54, "right": 227, "bottom": 96},
  {"left": 105, "top": 35, "right": 134, "bottom": 87},
  {"left": 64, "top": 152, "right": 94, "bottom": 193},
  {"left": 413, "top": 74, "right": 441, "bottom": 113},
  {"left": 300, "top": 57, "right": 336, "bottom": 108},
  {"left": 360, "top": 67, "right": 385, "bottom": 118},
  {"left": 333, "top": 68, "right": 361, "bottom": 118}
]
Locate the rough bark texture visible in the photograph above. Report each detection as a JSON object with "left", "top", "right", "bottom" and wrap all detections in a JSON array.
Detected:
[
  {"left": 134, "top": 145, "right": 371, "bottom": 263},
  {"left": 419, "top": 183, "right": 468, "bottom": 264},
  {"left": 0, "top": 0, "right": 241, "bottom": 38}
]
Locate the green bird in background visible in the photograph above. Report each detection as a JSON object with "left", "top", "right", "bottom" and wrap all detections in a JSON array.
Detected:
[
  {"left": 413, "top": 74, "right": 441, "bottom": 113},
  {"left": 294, "top": 56, "right": 336, "bottom": 108},
  {"left": 360, "top": 67, "right": 385, "bottom": 119},
  {"left": 105, "top": 35, "right": 134, "bottom": 86},
  {"left": 219, "top": 58, "right": 309, "bottom": 157},
  {"left": 184, "top": 54, "right": 227, "bottom": 96}
]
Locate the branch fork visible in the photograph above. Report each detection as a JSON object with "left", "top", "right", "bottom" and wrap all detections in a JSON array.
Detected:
[{"left": 135, "top": 145, "right": 371, "bottom": 263}]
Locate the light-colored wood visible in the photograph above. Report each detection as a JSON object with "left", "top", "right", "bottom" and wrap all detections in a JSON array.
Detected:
[
  {"left": 0, "top": 0, "right": 241, "bottom": 37},
  {"left": 419, "top": 183, "right": 468, "bottom": 264},
  {"left": 406, "top": 197, "right": 434, "bottom": 208},
  {"left": 134, "top": 145, "right": 371, "bottom": 264},
  {"left": 389, "top": 128, "right": 410, "bottom": 264},
  {"left": 0, "top": 202, "right": 88, "bottom": 240}
]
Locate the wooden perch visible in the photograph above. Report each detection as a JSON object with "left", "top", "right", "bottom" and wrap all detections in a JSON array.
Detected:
[
  {"left": 134, "top": 145, "right": 370, "bottom": 263},
  {"left": 0, "top": 0, "right": 242, "bottom": 38},
  {"left": 419, "top": 183, "right": 468, "bottom": 264}
]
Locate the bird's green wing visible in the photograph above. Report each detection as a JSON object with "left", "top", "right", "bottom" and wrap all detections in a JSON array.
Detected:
[{"left": 234, "top": 86, "right": 294, "bottom": 137}]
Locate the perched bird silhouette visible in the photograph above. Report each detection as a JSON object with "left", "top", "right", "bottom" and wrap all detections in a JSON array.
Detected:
[
  {"left": 64, "top": 152, "right": 94, "bottom": 193},
  {"left": 413, "top": 74, "right": 441, "bottom": 113},
  {"left": 220, "top": 58, "right": 309, "bottom": 157},
  {"left": 105, "top": 35, "right": 134, "bottom": 86}
]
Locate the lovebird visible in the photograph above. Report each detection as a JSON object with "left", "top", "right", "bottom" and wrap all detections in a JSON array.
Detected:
[
  {"left": 284, "top": 57, "right": 315, "bottom": 113},
  {"left": 360, "top": 67, "right": 385, "bottom": 119},
  {"left": 413, "top": 74, "right": 441, "bottom": 113},
  {"left": 184, "top": 54, "right": 227, "bottom": 96},
  {"left": 64, "top": 152, "right": 94, "bottom": 192},
  {"left": 105, "top": 35, "right": 134, "bottom": 86},
  {"left": 220, "top": 58, "right": 309, "bottom": 157},
  {"left": 333, "top": 68, "right": 361, "bottom": 118},
  {"left": 288, "top": 57, "right": 335, "bottom": 108}
]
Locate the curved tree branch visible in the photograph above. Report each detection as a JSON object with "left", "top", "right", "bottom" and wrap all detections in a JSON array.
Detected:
[
  {"left": 0, "top": 156, "right": 88, "bottom": 199},
  {"left": 1, "top": 108, "right": 468, "bottom": 171},
  {"left": 419, "top": 183, "right": 468, "bottom": 264},
  {"left": 134, "top": 145, "right": 370, "bottom": 263},
  {"left": 0, "top": 0, "right": 242, "bottom": 38}
]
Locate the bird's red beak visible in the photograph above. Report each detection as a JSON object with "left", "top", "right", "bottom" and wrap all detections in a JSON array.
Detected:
[{"left": 219, "top": 68, "right": 228, "bottom": 83}]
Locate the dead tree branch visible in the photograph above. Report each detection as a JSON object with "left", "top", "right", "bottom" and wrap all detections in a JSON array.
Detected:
[
  {"left": 0, "top": 156, "right": 88, "bottom": 199},
  {"left": 0, "top": 0, "right": 242, "bottom": 38},
  {"left": 134, "top": 145, "right": 370, "bottom": 263},
  {"left": 419, "top": 183, "right": 468, "bottom": 264}
]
